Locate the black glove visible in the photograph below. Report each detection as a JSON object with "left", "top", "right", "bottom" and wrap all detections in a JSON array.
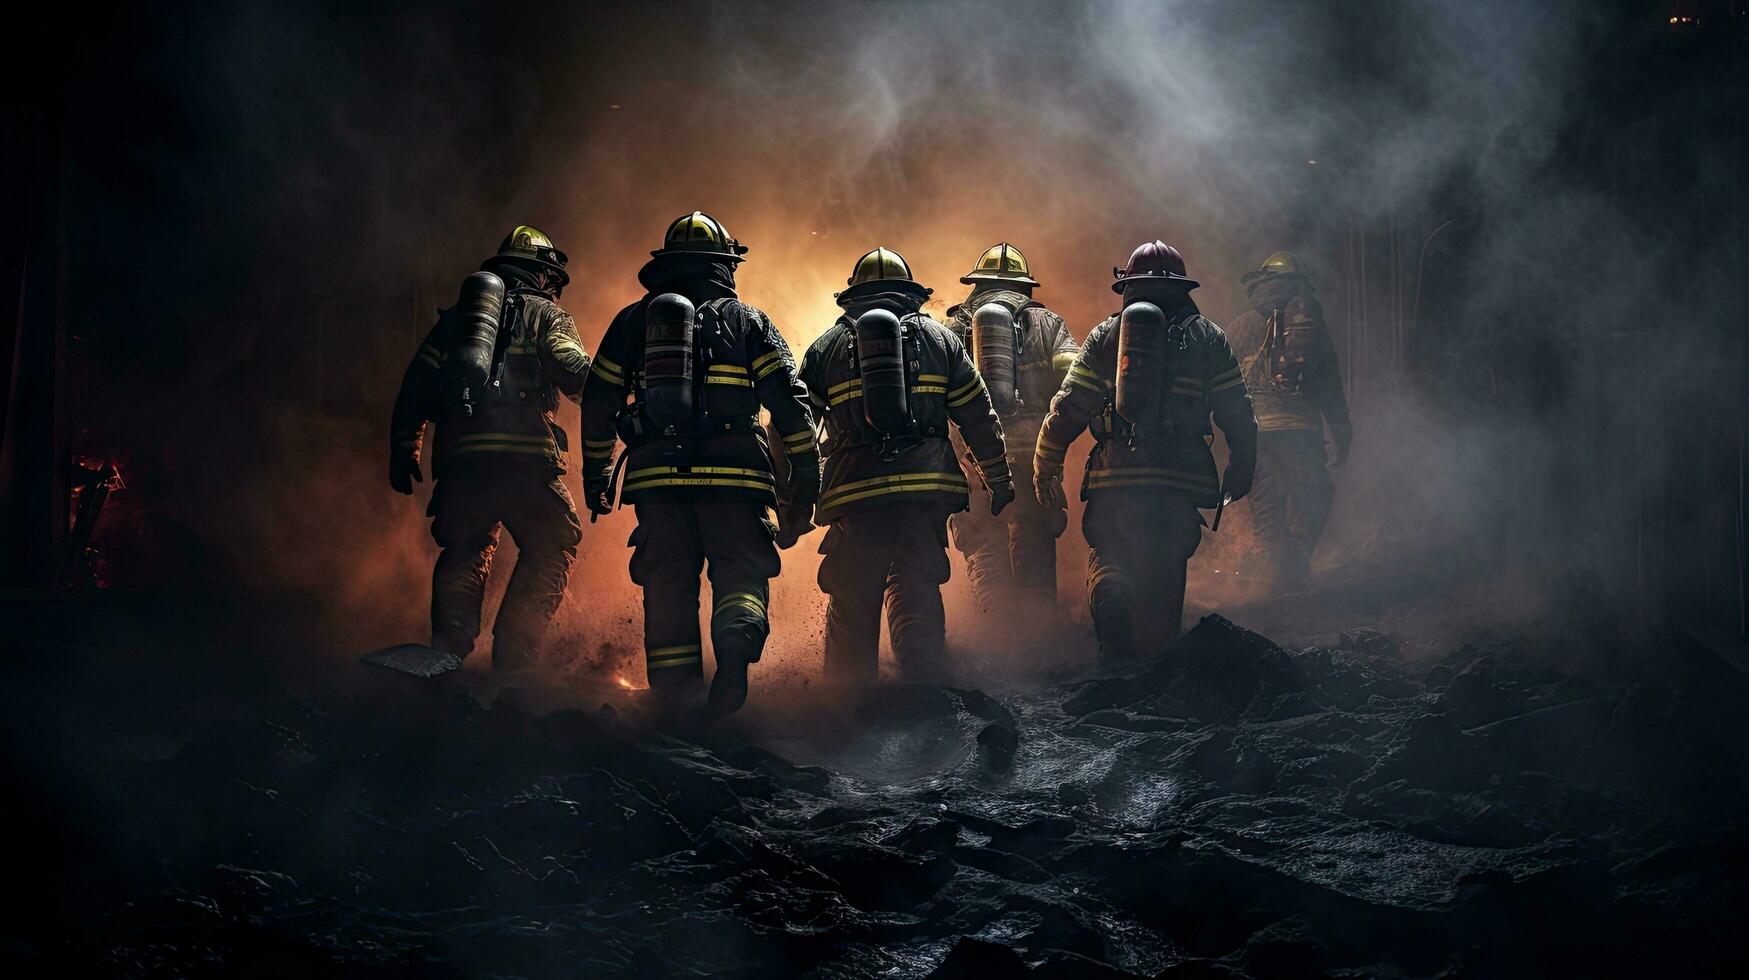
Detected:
[
  {"left": 1329, "top": 422, "right": 1353, "bottom": 467},
  {"left": 989, "top": 478, "right": 1017, "bottom": 517},
  {"left": 1034, "top": 459, "right": 1065, "bottom": 510},
  {"left": 583, "top": 470, "right": 614, "bottom": 517},
  {"left": 389, "top": 450, "right": 422, "bottom": 495},
  {"left": 1222, "top": 458, "right": 1255, "bottom": 504},
  {"left": 788, "top": 458, "right": 821, "bottom": 509},
  {"left": 775, "top": 502, "right": 814, "bottom": 549}
]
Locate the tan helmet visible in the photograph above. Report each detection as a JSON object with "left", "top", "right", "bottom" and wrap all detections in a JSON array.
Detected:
[
  {"left": 959, "top": 242, "right": 1040, "bottom": 288},
  {"left": 484, "top": 225, "right": 570, "bottom": 286},
  {"left": 1241, "top": 250, "right": 1301, "bottom": 284},
  {"left": 837, "top": 247, "right": 931, "bottom": 303},
  {"left": 652, "top": 210, "right": 749, "bottom": 262}
]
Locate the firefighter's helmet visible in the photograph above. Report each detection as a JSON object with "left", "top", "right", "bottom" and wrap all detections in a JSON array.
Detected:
[
  {"left": 1240, "top": 250, "right": 1300, "bottom": 284},
  {"left": 836, "top": 247, "right": 932, "bottom": 303},
  {"left": 484, "top": 225, "right": 570, "bottom": 286},
  {"left": 960, "top": 242, "right": 1040, "bottom": 288},
  {"left": 1111, "top": 240, "right": 1199, "bottom": 293},
  {"left": 652, "top": 210, "right": 749, "bottom": 262}
]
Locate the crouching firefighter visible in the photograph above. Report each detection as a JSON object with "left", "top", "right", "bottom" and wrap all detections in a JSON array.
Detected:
[
  {"left": 579, "top": 212, "right": 819, "bottom": 718},
  {"left": 388, "top": 226, "right": 590, "bottom": 670},
  {"left": 799, "top": 248, "right": 1016, "bottom": 686},
  {"left": 944, "top": 243, "right": 1078, "bottom": 611},
  {"left": 1033, "top": 241, "right": 1258, "bottom": 659},
  {"left": 1227, "top": 251, "right": 1352, "bottom": 592}
]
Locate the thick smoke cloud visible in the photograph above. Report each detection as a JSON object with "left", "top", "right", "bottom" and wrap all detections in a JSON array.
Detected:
[{"left": 67, "top": 1, "right": 1743, "bottom": 682}]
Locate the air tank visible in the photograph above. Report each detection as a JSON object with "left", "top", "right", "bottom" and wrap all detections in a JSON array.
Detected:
[
  {"left": 853, "top": 308, "right": 911, "bottom": 435},
  {"left": 971, "top": 302, "right": 1019, "bottom": 416},
  {"left": 1115, "top": 301, "right": 1167, "bottom": 443},
  {"left": 643, "top": 292, "right": 697, "bottom": 431},
  {"left": 450, "top": 271, "right": 506, "bottom": 402}
]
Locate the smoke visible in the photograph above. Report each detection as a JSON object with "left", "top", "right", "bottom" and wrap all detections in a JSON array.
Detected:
[{"left": 67, "top": 1, "right": 1744, "bottom": 679}]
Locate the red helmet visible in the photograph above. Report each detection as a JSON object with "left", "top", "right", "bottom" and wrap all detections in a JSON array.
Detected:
[{"left": 1111, "top": 240, "right": 1199, "bottom": 293}]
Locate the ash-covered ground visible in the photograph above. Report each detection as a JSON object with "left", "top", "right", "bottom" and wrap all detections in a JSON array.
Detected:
[{"left": 5, "top": 591, "right": 1748, "bottom": 979}]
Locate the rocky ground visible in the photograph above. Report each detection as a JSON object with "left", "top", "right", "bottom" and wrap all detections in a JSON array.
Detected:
[{"left": 4, "top": 597, "right": 1748, "bottom": 978}]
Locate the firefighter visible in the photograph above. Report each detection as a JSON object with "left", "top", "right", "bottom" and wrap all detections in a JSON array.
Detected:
[
  {"left": 1225, "top": 252, "right": 1351, "bottom": 592},
  {"left": 389, "top": 226, "right": 590, "bottom": 670},
  {"left": 799, "top": 248, "right": 1015, "bottom": 686},
  {"left": 579, "top": 212, "right": 818, "bottom": 718},
  {"left": 943, "top": 244, "right": 1078, "bottom": 611},
  {"left": 1033, "top": 241, "right": 1257, "bottom": 659}
]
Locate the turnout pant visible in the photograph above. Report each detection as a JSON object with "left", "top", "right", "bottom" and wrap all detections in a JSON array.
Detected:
[
  {"left": 950, "top": 456, "right": 1066, "bottom": 609},
  {"left": 629, "top": 499, "right": 780, "bottom": 691},
  {"left": 429, "top": 464, "right": 582, "bottom": 670},
  {"left": 818, "top": 503, "right": 954, "bottom": 685},
  {"left": 1249, "top": 429, "right": 1334, "bottom": 592},
  {"left": 1081, "top": 490, "right": 1205, "bottom": 660}
]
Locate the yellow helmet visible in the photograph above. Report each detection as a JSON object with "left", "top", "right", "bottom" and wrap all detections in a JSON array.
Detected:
[
  {"left": 1241, "top": 250, "right": 1301, "bottom": 284},
  {"left": 837, "top": 247, "right": 931, "bottom": 303},
  {"left": 484, "top": 225, "right": 569, "bottom": 286},
  {"left": 653, "top": 210, "right": 748, "bottom": 262},
  {"left": 959, "top": 242, "right": 1039, "bottom": 288}
]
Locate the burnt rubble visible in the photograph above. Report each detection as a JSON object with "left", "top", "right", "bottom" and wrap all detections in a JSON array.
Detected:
[{"left": 7, "top": 615, "right": 1749, "bottom": 977}]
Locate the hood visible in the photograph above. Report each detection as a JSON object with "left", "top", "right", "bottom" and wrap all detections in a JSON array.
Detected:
[{"left": 637, "top": 255, "right": 738, "bottom": 304}]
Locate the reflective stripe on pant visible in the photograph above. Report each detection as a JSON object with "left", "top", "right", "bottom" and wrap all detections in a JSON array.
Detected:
[
  {"left": 1081, "top": 490, "right": 1203, "bottom": 658},
  {"left": 818, "top": 503, "right": 953, "bottom": 685},
  {"left": 628, "top": 499, "right": 780, "bottom": 689},
  {"left": 429, "top": 465, "right": 582, "bottom": 670},
  {"left": 1249, "top": 429, "right": 1333, "bottom": 590}
]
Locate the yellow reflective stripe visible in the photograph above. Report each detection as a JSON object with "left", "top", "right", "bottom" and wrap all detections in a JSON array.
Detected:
[
  {"left": 454, "top": 433, "right": 549, "bottom": 445},
  {"left": 416, "top": 344, "right": 444, "bottom": 368},
  {"left": 1208, "top": 364, "right": 1242, "bottom": 385},
  {"left": 781, "top": 429, "right": 815, "bottom": 445},
  {"left": 626, "top": 465, "right": 772, "bottom": 480},
  {"left": 448, "top": 443, "right": 550, "bottom": 455},
  {"left": 591, "top": 356, "right": 625, "bottom": 385},
  {"left": 829, "top": 389, "right": 863, "bottom": 407},
  {"left": 826, "top": 378, "right": 863, "bottom": 397},
  {"left": 821, "top": 471, "right": 969, "bottom": 502},
  {"left": 706, "top": 376, "right": 755, "bottom": 387},
  {"left": 647, "top": 645, "right": 703, "bottom": 669},
  {"left": 917, "top": 374, "right": 949, "bottom": 384},
  {"left": 823, "top": 481, "right": 972, "bottom": 508},
  {"left": 713, "top": 591, "right": 766, "bottom": 618},
  {"left": 1085, "top": 467, "right": 1219, "bottom": 491},
  {"left": 947, "top": 379, "right": 987, "bottom": 408},
  {"left": 584, "top": 438, "right": 618, "bottom": 449},
  {"left": 1051, "top": 351, "right": 1077, "bottom": 371},
  {"left": 786, "top": 442, "right": 818, "bottom": 456},
  {"left": 751, "top": 350, "right": 784, "bottom": 378},
  {"left": 948, "top": 377, "right": 982, "bottom": 401},
  {"left": 911, "top": 385, "right": 947, "bottom": 395},
  {"left": 549, "top": 339, "right": 586, "bottom": 356},
  {"left": 976, "top": 453, "right": 1006, "bottom": 468},
  {"left": 622, "top": 477, "right": 775, "bottom": 493},
  {"left": 708, "top": 364, "right": 749, "bottom": 375}
]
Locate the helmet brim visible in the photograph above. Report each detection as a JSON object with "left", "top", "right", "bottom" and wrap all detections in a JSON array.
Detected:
[
  {"left": 483, "top": 255, "right": 571, "bottom": 287},
  {"left": 835, "top": 278, "right": 932, "bottom": 304},
  {"left": 959, "top": 271, "right": 1041, "bottom": 288},
  {"left": 1111, "top": 271, "right": 1198, "bottom": 293}
]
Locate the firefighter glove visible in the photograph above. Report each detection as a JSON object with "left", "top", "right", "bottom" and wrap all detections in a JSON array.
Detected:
[
  {"left": 776, "top": 502, "right": 814, "bottom": 549},
  {"left": 1329, "top": 422, "right": 1353, "bottom": 467},
  {"left": 1222, "top": 457, "right": 1255, "bottom": 504},
  {"left": 583, "top": 474, "right": 614, "bottom": 516},
  {"left": 389, "top": 449, "right": 422, "bottom": 495},
  {"left": 1034, "top": 458, "right": 1065, "bottom": 510},
  {"left": 989, "top": 477, "right": 1017, "bottom": 517}
]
